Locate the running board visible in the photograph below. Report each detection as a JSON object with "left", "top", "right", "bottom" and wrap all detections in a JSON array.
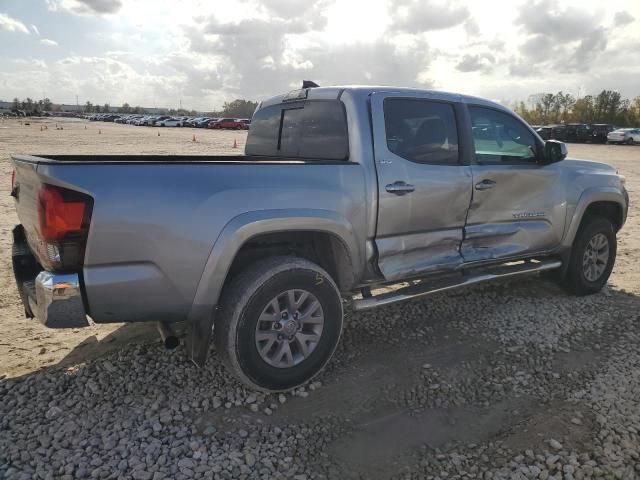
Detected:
[{"left": 352, "top": 259, "right": 562, "bottom": 311}]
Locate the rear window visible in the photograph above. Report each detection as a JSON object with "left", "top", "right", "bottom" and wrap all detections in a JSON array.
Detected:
[{"left": 246, "top": 100, "right": 349, "bottom": 160}]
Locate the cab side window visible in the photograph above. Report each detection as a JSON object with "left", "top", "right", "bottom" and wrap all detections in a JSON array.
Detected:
[
  {"left": 469, "top": 106, "right": 537, "bottom": 164},
  {"left": 384, "top": 98, "right": 460, "bottom": 165}
]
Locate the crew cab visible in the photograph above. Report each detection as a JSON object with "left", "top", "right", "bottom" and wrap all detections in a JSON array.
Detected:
[{"left": 10, "top": 85, "right": 628, "bottom": 391}]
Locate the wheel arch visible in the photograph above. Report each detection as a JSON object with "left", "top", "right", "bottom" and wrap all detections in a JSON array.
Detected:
[
  {"left": 190, "top": 209, "right": 361, "bottom": 314},
  {"left": 561, "top": 187, "right": 627, "bottom": 248}
]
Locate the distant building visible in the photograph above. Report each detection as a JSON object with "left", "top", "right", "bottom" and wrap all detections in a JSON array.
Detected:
[
  {"left": 0, "top": 100, "right": 13, "bottom": 112},
  {"left": 58, "top": 104, "right": 86, "bottom": 113}
]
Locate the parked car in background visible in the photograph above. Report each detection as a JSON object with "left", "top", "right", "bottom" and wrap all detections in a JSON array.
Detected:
[
  {"left": 208, "top": 118, "right": 247, "bottom": 129},
  {"left": 240, "top": 119, "right": 251, "bottom": 129},
  {"left": 185, "top": 117, "right": 203, "bottom": 127},
  {"left": 565, "top": 123, "right": 592, "bottom": 143},
  {"left": 156, "top": 117, "right": 185, "bottom": 127},
  {"left": 551, "top": 125, "right": 568, "bottom": 142},
  {"left": 607, "top": 128, "right": 640, "bottom": 145},
  {"left": 536, "top": 126, "right": 553, "bottom": 140},
  {"left": 150, "top": 116, "right": 171, "bottom": 126},
  {"left": 196, "top": 117, "right": 216, "bottom": 128},
  {"left": 592, "top": 124, "right": 615, "bottom": 144}
]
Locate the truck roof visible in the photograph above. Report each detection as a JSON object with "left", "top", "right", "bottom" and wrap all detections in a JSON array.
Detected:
[{"left": 259, "top": 85, "right": 509, "bottom": 113}]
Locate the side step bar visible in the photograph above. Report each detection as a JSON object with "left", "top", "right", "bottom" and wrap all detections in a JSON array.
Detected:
[{"left": 352, "top": 259, "right": 562, "bottom": 311}]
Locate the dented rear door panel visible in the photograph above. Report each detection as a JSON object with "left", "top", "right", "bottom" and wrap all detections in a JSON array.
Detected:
[{"left": 370, "top": 91, "right": 473, "bottom": 280}]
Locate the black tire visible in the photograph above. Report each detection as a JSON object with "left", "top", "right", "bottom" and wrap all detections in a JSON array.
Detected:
[
  {"left": 215, "top": 256, "right": 343, "bottom": 391},
  {"left": 561, "top": 216, "right": 616, "bottom": 295},
  {"left": 627, "top": 137, "right": 634, "bottom": 145}
]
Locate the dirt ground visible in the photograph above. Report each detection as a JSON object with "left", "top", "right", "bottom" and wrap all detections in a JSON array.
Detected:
[{"left": 1, "top": 117, "right": 640, "bottom": 479}]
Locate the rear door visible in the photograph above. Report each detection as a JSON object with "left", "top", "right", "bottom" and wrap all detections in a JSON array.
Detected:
[
  {"left": 461, "top": 104, "right": 566, "bottom": 263},
  {"left": 371, "top": 92, "right": 473, "bottom": 280}
]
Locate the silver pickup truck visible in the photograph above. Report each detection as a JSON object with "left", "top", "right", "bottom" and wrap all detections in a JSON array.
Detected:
[{"left": 11, "top": 85, "right": 628, "bottom": 391}]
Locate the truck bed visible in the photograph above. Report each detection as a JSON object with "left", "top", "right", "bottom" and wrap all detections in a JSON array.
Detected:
[{"left": 11, "top": 152, "right": 369, "bottom": 325}]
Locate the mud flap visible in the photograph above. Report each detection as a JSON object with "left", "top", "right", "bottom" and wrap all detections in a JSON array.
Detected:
[{"left": 187, "top": 306, "right": 216, "bottom": 368}]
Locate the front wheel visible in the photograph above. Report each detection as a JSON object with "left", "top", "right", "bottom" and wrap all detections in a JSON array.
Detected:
[
  {"left": 215, "top": 256, "right": 343, "bottom": 391},
  {"left": 562, "top": 216, "right": 617, "bottom": 295}
]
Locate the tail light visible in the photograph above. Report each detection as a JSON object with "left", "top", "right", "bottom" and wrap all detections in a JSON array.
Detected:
[{"left": 37, "top": 184, "right": 93, "bottom": 271}]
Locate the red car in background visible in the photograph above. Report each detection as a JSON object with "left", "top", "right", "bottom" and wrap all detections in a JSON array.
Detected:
[{"left": 207, "top": 118, "right": 249, "bottom": 130}]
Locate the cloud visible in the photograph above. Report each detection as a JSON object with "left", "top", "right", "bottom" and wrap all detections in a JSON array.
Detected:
[
  {"left": 511, "top": 0, "right": 609, "bottom": 75},
  {"left": 614, "top": 11, "right": 635, "bottom": 27},
  {"left": 389, "top": 0, "right": 469, "bottom": 33},
  {"left": 0, "top": 13, "right": 30, "bottom": 34},
  {"left": 40, "top": 38, "right": 59, "bottom": 46},
  {"left": 47, "top": 0, "right": 123, "bottom": 15},
  {"left": 31, "top": 24, "right": 40, "bottom": 35},
  {"left": 456, "top": 53, "right": 495, "bottom": 73},
  {"left": 184, "top": 13, "right": 433, "bottom": 101}
]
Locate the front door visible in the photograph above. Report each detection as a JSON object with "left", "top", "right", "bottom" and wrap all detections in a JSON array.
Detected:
[
  {"left": 371, "top": 92, "right": 473, "bottom": 280},
  {"left": 462, "top": 105, "right": 566, "bottom": 263}
]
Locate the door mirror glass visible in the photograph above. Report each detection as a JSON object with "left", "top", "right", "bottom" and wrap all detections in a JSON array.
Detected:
[{"left": 544, "top": 140, "right": 567, "bottom": 164}]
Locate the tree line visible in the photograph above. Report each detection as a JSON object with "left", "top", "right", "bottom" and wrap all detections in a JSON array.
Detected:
[
  {"left": 8, "top": 97, "right": 259, "bottom": 118},
  {"left": 11, "top": 97, "right": 53, "bottom": 114},
  {"left": 513, "top": 90, "right": 640, "bottom": 127}
]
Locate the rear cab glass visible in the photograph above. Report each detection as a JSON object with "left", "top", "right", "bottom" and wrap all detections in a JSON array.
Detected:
[{"left": 246, "top": 100, "right": 349, "bottom": 160}]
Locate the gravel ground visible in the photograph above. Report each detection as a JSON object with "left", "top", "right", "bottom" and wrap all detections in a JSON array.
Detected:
[{"left": 1, "top": 118, "right": 640, "bottom": 479}]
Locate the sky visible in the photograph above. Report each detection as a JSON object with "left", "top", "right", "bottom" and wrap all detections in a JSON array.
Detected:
[{"left": 0, "top": 0, "right": 638, "bottom": 111}]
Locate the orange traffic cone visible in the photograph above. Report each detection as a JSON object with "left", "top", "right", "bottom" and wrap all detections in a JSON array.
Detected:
[
  {"left": 99, "top": 129, "right": 101, "bottom": 134},
  {"left": 233, "top": 139, "right": 238, "bottom": 148},
  {"left": 192, "top": 134, "right": 196, "bottom": 142}
]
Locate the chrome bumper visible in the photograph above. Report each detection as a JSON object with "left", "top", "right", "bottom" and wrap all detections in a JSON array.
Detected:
[
  {"left": 12, "top": 225, "right": 89, "bottom": 328},
  {"left": 32, "top": 272, "right": 89, "bottom": 328}
]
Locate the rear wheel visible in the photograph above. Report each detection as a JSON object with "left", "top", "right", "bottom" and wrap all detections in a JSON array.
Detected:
[
  {"left": 561, "top": 216, "right": 616, "bottom": 295},
  {"left": 215, "top": 256, "right": 343, "bottom": 391},
  {"left": 627, "top": 137, "right": 635, "bottom": 145}
]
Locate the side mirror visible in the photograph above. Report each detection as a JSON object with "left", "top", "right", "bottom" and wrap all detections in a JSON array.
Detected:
[{"left": 543, "top": 140, "right": 567, "bottom": 164}]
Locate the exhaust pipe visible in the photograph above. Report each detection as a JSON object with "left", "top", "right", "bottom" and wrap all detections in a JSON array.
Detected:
[{"left": 157, "top": 322, "right": 179, "bottom": 349}]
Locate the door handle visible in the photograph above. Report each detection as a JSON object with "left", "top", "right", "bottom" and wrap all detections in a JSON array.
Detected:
[
  {"left": 385, "top": 181, "right": 415, "bottom": 195},
  {"left": 475, "top": 179, "right": 496, "bottom": 191}
]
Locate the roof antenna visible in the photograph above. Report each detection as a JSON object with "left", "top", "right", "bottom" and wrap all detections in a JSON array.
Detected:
[{"left": 302, "top": 80, "right": 320, "bottom": 89}]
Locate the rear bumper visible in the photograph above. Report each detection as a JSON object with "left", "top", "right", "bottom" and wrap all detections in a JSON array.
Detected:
[{"left": 12, "top": 225, "right": 89, "bottom": 328}]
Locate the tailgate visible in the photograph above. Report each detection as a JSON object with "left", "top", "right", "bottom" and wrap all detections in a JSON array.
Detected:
[{"left": 11, "top": 157, "right": 43, "bottom": 259}]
